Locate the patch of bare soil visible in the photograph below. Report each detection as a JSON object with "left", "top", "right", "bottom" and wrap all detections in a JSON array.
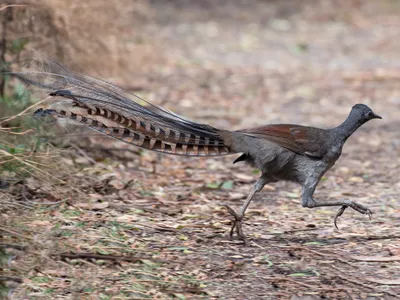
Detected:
[{"left": 2, "top": 1, "right": 400, "bottom": 299}]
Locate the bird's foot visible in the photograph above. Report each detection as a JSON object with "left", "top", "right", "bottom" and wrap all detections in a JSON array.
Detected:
[
  {"left": 334, "top": 201, "right": 373, "bottom": 229},
  {"left": 224, "top": 205, "right": 247, "bottom": 245}
]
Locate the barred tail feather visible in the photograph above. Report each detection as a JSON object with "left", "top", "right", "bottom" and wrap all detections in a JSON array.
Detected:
[
  {"left": 11, "top": 54, "right": 237, "bottom": 156},
  {"left": 34, "top": 106, "right": 232, "bottom": 156}
]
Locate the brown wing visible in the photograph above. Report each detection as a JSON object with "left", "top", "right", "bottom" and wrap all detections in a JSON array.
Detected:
[{"left": 237, "top": 124, "right": 329, "bottom": 158}]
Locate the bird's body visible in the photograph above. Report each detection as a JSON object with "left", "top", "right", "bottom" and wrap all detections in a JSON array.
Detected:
[
  {"left": 228, "top": 126, "right": 334, "bottom": 184},
  {"left": 12, "top": 56, "right": 382, "bottom": 243}
]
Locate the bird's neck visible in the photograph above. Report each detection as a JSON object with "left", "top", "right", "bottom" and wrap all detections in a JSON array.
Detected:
[{"left": 333, "top": 115, "right": 361, "bottom": 142}]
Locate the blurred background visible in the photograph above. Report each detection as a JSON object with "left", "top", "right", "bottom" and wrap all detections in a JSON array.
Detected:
[
  {"left": 1, "top": 0, "right": 400, "bottom": 299},
  {"left": 2, "top": 0, "right": 400, "bottom": 124}
]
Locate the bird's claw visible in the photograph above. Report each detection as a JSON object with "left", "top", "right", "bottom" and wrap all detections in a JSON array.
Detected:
[
  {"left": 224, "top": 205, "right": 247, "bottom": 245},
  {"left": 334, "top": 206, "right": 346, "bottom": 230},
  {"left": 334, "top": 202, "right": 373, "bottom": 229}
]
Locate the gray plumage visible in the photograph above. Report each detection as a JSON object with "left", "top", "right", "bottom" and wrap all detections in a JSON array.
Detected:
[{"left": 11, "top": 56, "right": 382, "bottom": 243}]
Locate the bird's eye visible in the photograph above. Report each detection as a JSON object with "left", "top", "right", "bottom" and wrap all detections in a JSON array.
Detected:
[{"left": 367, "top": 111, "right": 373, "bottom": 117}]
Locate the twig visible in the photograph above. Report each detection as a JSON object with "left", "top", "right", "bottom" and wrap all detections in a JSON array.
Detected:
[
  {"left": 25, "top": 198, "right": 68, "bottom": 206},
  {"left": 20, "top": 187, "right": 67, "bottom": 206},
  {"left": 58, "top": 252, "right": 165, "bottom": 263},
  {"left": 107, "top": 203, "right": 181, "bottom": 215},
  {"left": 0, "top": 227, "right": 33, "bottom": 240},
  {"left": 364, "top": 278, "right": 400, "bottom": 285},
  {"left": 70, "top": 143, "right": 97, "bottom": 165},
  {"left": 159, "top": 286, "right": 204, "bottom": 295},
  {"left": 250, "top": 240, "right": 267, "bottom": 249},
  {"left": 0, "top": 243, "right": 27, "bottom": 250},
  {"left": 350, "top": 255, "right": 400, "bottom": 262},
  {"left": 132, "top": 222, "right": 178, "bottom": 233},
  {"left": 349, "top": 234, "right": 400, "bottom": 241},
  {"left": 0, "top": 97, "right": 52, "bottom": 125},
  {"left": 0, "top": 276, "right": 23, "bottom": 283},
  {"left": 287, "top": 246, "right": 357, "bottom": 266},
  {"left": 263, "top": 275, "right": 379, "bottom": 296},
  {"left": 0, "top": 112, "right": 31, "bottom": 121},
  {"left": 0, "top": 5, "right": 27, "bottom": 12},
  {"left": 0, "top": 199, "right": 33, "bottom": 209},
  {"left": 283, "top": 227, "right": 321, "bottom": 234},
  {"left": 330, "top": 266, "right": 399, "bottom": 298},
  {"left": 1, "top": 128, "right": 34, "bottom": 135},
  {"left": 261, "top": 276, "right": 315, "bottom": 289},
  {"left": 334, "top": 274, "right": 376, "bottom": 290},
  {"left": 0, "top": 149, "right": 65, "bottom": 184}
]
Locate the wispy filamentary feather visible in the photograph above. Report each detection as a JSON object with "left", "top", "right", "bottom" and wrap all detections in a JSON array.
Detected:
[{"left": 11, "top": 55, "right": 233, "bottom": 156}]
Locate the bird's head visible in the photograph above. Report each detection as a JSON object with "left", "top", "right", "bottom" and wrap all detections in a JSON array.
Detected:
[{"left": 350, "top": 103, "right": 382, "bottom": 125}]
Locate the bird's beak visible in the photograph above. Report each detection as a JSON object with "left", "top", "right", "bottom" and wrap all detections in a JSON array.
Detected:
[{"left": 372, "top": 112, "right": 382, "bottom": 119}]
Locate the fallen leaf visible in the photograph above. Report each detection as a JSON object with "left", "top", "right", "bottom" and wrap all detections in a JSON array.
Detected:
[
  {"left": 228, "top": 192, "right": 245, "bottom": 200},
  {"left": 174, "top": 293, "right": 186, "bottom": 300},
  {"left": 286, "top": 192, "right": 300, "bottom": 198},
  {"left": 30, "top": 220, "right": 51, "bottom": 226},
  {"left": 108, "top": 179, "right": 125, "bottom": 190},
  {"left": 349, "top": 176, "right": 364, "bottom": 183},
  {"left": 141, "top": 259, "right": 160, "bottom": 268},
  {"left": 98, "top": 173, "right": 117, "bottom": 181},
  {"left": 264, "top": 185, "right": 276, "bottom": 191},
  {"left": 206, "top": 182, "right": 220, "bottom": 189},
  {"left": 221, "top": 180, "right": 234, "bottom": 189},
  {"left": 303, "top": 241, "right": 326, "bottom": 246},
  {"left": 233, "top": 173, "right": 255, "bottom": 182},
  {"left": 177, "top": 234, "right": 188, "bottom": 241}
]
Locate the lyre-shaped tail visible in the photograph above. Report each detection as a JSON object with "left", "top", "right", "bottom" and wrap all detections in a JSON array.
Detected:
[{"left": 12, "top": 56, "right": 235, "bottom": 156}]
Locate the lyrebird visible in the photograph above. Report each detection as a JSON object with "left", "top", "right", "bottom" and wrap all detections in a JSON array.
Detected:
[{"left": 12, "top": 57, "right": 381, "bottom": 243}]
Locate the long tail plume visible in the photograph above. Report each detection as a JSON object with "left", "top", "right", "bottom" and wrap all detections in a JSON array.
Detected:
[{"left": 11, "top": 55, "right": 235, "bottom": 156}]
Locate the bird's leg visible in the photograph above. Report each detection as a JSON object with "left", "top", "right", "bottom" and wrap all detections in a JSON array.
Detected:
[
  {"left": 302, "top": 185, "right": 372, "bottom": 229},
  {"left": 225, "top": 187, "right": 257, "bottom": 242},
  {"left": 225, "top": 177, "right": 267, "bottom": 243}
]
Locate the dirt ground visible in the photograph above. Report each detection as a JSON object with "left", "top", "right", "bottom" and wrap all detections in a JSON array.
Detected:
[{"left": 2, "top": 1, "right": 400, "bottom": 299}]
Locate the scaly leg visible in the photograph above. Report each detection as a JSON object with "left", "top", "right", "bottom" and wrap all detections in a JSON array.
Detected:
[
  {"left": 318, "top": 200, "right": 372, "bottom": 229},
  {"left": 302, "top": 185, "right": 372, "bottom": 229},
  {"left": 225, "top": 177, "right": 268, "bottom": 243}
]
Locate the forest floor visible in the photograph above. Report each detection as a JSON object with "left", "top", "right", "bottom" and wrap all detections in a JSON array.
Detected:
[{"left": 2, "top": 1, "right": 400, "bottom": 299}]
